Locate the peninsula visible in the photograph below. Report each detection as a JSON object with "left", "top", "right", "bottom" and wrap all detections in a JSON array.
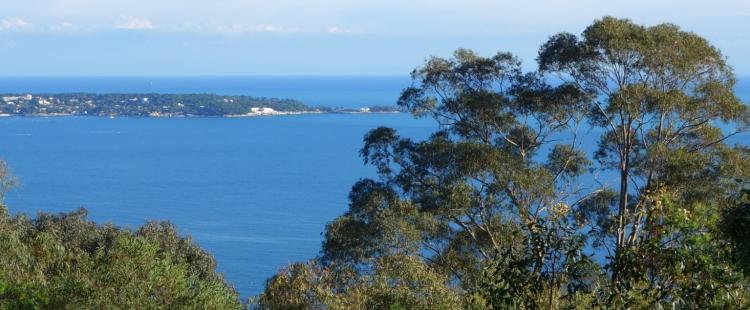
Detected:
[{"left": 0, "top": 93, "right": 400, "bottom": 117}]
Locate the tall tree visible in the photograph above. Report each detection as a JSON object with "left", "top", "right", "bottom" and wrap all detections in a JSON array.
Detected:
[
  {"left": 319, "top": 49, "right": 595, "bottom": 307},
  {"left": 538, "top": 16, "right": 750, "bottom": 297},
  {"left": 260, "top": 17, "right": 750, "bottom": 308}
]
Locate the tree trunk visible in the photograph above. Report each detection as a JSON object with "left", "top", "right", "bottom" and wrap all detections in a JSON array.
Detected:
[{"left": 613, "top": 138, "right": 631, "bottom": 289}]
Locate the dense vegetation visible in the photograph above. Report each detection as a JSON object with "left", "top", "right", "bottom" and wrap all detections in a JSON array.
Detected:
[
  {"left": 0, "top": 93, "right": 311, "bottom": 116},
  {"left": 256, "top": 17, "right": 750, "bottom": 309},
  {"left": 0, "top": 93, "right": 403, "bottom": 117},
  {"left": 3, "top": 17, "right": 750, "bottom": 309},
  {"left": 0, "top": 162, "right": 242, "bottom": 309}
]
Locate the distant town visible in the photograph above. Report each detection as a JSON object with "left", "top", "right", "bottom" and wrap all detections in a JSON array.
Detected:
[{"left": 0, "top": 93, "right": 401, "bottom": 117}]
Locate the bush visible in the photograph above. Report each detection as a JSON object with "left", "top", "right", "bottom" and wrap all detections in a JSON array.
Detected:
[{"left": 0, "top": 206, "right": 241, "bottom": 309}]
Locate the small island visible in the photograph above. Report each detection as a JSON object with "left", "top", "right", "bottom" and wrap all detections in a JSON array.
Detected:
[{"left": 0, "top": 93, "right": 401, "bottom": 117}]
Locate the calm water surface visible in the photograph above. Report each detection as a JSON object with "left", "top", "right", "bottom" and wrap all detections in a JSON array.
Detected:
[{"left": 0, "top": 114, "right": 435, "bottom": 296}]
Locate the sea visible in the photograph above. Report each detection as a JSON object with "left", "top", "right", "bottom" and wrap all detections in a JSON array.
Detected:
[{"left": 0, "top": 76, "right": 748, "bottom": 297}]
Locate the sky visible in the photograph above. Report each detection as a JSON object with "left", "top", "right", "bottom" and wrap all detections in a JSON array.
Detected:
[{"left": 0, "top": 0, "right": 748, "bottom": 76}]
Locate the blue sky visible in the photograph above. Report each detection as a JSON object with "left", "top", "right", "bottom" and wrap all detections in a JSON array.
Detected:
[{"left": 0, "top": 0, "right": 748, "bottom": 76}]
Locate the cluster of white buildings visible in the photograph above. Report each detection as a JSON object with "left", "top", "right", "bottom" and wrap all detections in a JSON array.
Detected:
[
  {"left": 249, "top": 107, "right": 278, "bottom": 114},
  {"left": 2, "top": 94, "right": 33, "bottom": 103},
  {"left": 2, "top": 94, "right": 56, "bottom": 107},
  {"left": 226, "top": 107, "right": 317, "bottom": 118}
]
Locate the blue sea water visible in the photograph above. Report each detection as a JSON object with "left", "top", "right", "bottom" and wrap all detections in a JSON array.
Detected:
[
  {"left": 0, "top": 114, "right": 435, "bottom": 296},
  {"left": 0, "top": 76, "right": 748, "bottom": 298}
]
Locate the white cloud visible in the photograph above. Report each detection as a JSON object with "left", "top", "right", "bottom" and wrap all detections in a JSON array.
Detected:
[
  {"left": 325, "top": 26, "right": 364, "bottom": 35},
  {"left": 255, "top": 24, "right": 286, "bottom": 33},
  {"left": 114, "top": 15, "right": 153, "bottom": 30},
  {"left": 326, "top": 26, "right": 343, "bottom": 34},
  {"left": 209, "top": 23, "right": 302, "bottom": 35},
  {"left": 0, "top": 1, "right": 748, "bottom": 37},
  {"left": 0, "top": 18, "right": 32, "bottom": 31},
  {"left": 50, "top": 21, "right": 73, "bottom": 32}
]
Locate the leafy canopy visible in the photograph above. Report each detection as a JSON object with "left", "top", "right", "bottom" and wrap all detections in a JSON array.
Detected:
[{"left": 260, "top": 17, "right": 750, "bottom": 309}]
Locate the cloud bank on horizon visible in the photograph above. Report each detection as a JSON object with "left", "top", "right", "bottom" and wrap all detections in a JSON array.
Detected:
[{"left": 0, "top": 0, "right": 748, "bottom": 75}]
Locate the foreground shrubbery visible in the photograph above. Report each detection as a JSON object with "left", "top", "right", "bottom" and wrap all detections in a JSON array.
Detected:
[
  {"left": 0, "top": 206, "right": 242, "bottom": 309},
  {"left": 0, "top": 161, "right": 241, "bottom": 309}
]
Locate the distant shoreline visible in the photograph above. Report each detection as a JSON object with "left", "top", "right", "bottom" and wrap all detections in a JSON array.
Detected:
[
  {"left": 0, "top": 111, "right": 403, "bottom": 118},
  {"left": 0, "top": 92, "right": 402, "bottom": 117}
]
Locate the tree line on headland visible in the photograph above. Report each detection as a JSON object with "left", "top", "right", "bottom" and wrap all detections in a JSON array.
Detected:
[
  {"left": 0, "top": 93, "right": 401, "bottom": 117},
  {"left": 2, "top": 17, "right": 750, "bottom": 309}
]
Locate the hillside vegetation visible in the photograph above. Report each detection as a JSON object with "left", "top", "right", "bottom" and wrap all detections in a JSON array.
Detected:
[{"left": 0, "top": 163, "right": 242, "bottom": 309}]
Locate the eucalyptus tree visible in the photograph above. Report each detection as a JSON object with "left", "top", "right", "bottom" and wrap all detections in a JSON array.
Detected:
[
  {"left": 319, "top": 48, "right": 595, "bottom": 308},
  {"left": 258, "top": 17, "right": 750, "bottom": 309},
  {"left": 538, "top": 16, "right": 750, "bottom": 302}
]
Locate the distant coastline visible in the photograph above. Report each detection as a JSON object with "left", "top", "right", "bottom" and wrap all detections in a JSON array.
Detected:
[{"left": 0, "top": 93, "right": 402, "bottom": 118}]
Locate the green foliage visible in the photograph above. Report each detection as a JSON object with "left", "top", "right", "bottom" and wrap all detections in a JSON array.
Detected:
[
  {"left": 0, "top": 93, "right": 311, "bottom": 116},
  {"left": 260, "top": 17, "right": 750, "bottom": 309},
  {"left": 538, "top": 15, "right": 750, "bottom": 299},
  {"left": 0, "top": 203, "right": 241, "bottom": 309},
  {"left": 0, "top": 161, "right": 16, "bottom": 203},
  {"left": 255, "top": 256, "right": 462, "bottom": 310},
  {"left": 722, "top": 190, "right": 750, "bottom": 276}
]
